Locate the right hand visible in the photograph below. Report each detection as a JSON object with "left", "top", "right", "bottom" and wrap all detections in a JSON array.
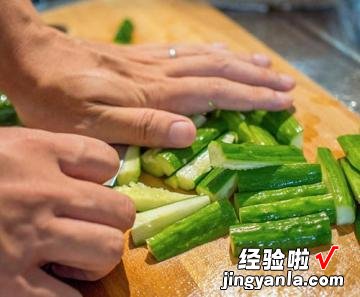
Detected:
[{"left": 0, "top": 127, "right": 135, "bottom": 297}]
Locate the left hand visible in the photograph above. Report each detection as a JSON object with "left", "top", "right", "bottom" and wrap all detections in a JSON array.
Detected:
[{"left": 3, "top": 26, "right": 295, "bottom": 148}]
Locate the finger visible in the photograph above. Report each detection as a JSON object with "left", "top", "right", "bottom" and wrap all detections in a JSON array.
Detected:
[
  {"left": 89, "top": 41, "right": 271, "bottom": 67},
  {"left": 55, "top": 178, "right": 135, "bottom": 231},
  {"left": 39, "top": 218, "right": 124, "bottom": 275},
  {"left": 163, "top": 55, "right": 294, "bottom": 91},
  {"left": 25, "top": 268, "right": 81, "bottom": 297},
  {"left": 82, "top": 106, "right": 197, "bottom": 148},
  {"left": 144, "top": 77, "right": 293, "bottom": 114},
  {"left": 51, "top": 133, "right": 120, "bottom": 184},
  {"left": 51, "top": 264, "right": 108, "bottom": 281}
]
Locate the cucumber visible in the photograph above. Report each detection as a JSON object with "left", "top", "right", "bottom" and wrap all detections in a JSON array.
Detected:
[
  {"left": 355, "top": 208, "right": 360, "bottom": 242},
  {"left": 175, "top": 132, "right": 237, "bottom": 191},
  {"left": 238, "top": 194, "right": 336, "bottom": 224},
  {"left": 147, "top": 199, "right": 238, "bottom": 261},
  {"left": 209, "top": 141, "right": 305, "bottom": 170},
  {"left": 116, "top": 146, "right": 141, "bottom": 185},
  {"left": 261, "top": 110, "right": 304, "bottom": 148},
  {"left": 164, "top": 174, "right": 179, "bottom": 189},
  {"left": 338, "top": 134, "right": 360, "bottom": 171},
  {"left": 219, "top": 110, "right": 253, "bottom": 142},
  {"left": 248, "top": 125, "right": 278, "bottom": 145},
  {"left": 234, "top": 182, "right": 328, "bottom": 208},
  {"left": 132, "top": 195, "right": 210, "bottom": 246},
  {"left": 340, "top": 158, "right": 360, "bottom": 203},
  {"left": 114, "top": 182, "right": 195, "bottom": 212},
  {"left": 219, "top": 111, "right": 277, "bottom": 145},
  {"left": 190, "top": 114, "right": 207, "bottom": 128},
  {"left": 114, "top": 18, "right": 134, "bottom": 44},
  {"left": 237, "top": 164, "right": 322, "bottom": 192},
  {"left": 230, "top": 212, "right": 332, "bottom": 256},
  {"left": 317, "top": 147, "right": 355, "bottom": 225},
  {"left": 141, "top": 149, "right": 164, "bottom": 177},
  {"left": 0, "top": 94, "right": 19, "bottom": 126},
  {"left": 196, "top": 167, "right": 237, "bottom": 201},
  {"left": 156, "top": 118, "right": 228, "bottom": 176},
  {"left": 141, "top": 120, "right": 214, "bottom": 177}
]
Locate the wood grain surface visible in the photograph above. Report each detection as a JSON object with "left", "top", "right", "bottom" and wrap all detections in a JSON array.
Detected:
[{"left": 41, "top": 1, "right": 360, "bottom": 296}]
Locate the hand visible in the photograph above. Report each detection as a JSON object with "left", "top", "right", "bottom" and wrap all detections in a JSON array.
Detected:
[
  {"left": 0, "top": 127, "right": 135, "bottom": 297},
  {"left": 4, "top": 27, "right": 295, "bottom": 148}
]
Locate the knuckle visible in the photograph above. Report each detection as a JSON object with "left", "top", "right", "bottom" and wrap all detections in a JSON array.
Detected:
[
  {"left": 208, "top": 78, "right": 226, "bottom": 98},
  {"left": 134, "top": 110, "right": 157, "bottom": 142},
  {"left": 211, "top": 54, "right": 232, "bottom": 73}
]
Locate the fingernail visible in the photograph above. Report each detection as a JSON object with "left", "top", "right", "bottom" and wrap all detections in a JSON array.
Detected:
[
  {"left": 169, "top": 121, "right": 195, "bottom": 147},
  {"left": 280, "top": 74, "right": 296, "bottom": 89},
  {"left": 252, "top": 53, "right": 271, "bottom": 66},
  {"left": 211, "top": 42, "right": 227, "bottom": 49}
]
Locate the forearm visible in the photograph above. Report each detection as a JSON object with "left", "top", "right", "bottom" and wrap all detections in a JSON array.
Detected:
[{"left": 0, "top": 0, "right": 44, "bottom": 93}]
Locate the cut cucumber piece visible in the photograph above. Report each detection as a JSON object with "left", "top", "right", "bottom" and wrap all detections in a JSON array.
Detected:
[
  {"left": 196, "top": 167, "right": 237, "bottom": 201},
  {"left": 114, "top": 182, "right": 195, "bottom": 212},
  {"left": 164, "top": 174, "right": 179, "bottom": 189},
  {"left": 230, "top": 212, "right": 332, "bottom": 256},
  {"left": 141, "top": 149, "right": 164, "bottom": 177},
  {"left": 260, "top": 110, "right": 304, "bottom": 148},
  {"left": 234, "top": 182, "right": 328, "bottom": 208},
  {"left": 209, "top": 141, "right": 305, "bottom": 170},
  {"left": 116, "top": 146, "right": 141, "bottom": 186},
  {"left": 317, "top": 147, "right": 355, "bottom": 225},
  {"left": 190, "top": 114, "right": 207, "bottom": 128},
  {"left": 238, "top": 194, "right": 336, "bottom": 224},
  {"left": 237, "top": 163, "right": 322, "bottom": 193},
  {"left": 338, "top": 134, "right": 360, "bottom": 171},
  {"left": 132, "top": 195, "right": 210, "bottom": 246},
  {"left": 147, "top": 199, "right": 238, "bottom": 261},
  {"left": 355, "top": 208, "right": 360, "bottom": 242},
  {"left": 248, "top": 125, "right": 278, "bottom": 145},
  {"left": 340, "top": 158, "right": 360, "bottom": 203},
  {"left": 219, "top": 110, "right": 253, "bottom": 142},
  {"left": 175, "top": 132, "right": 237, "bottom": 191},
  {"left": 156, "top": 118, "right": 228, "bottom": 176}
]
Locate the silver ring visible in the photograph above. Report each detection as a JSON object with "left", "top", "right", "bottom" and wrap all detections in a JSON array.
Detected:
[{"left": 168, "top": 47, "right": 177, "bottom": 59}]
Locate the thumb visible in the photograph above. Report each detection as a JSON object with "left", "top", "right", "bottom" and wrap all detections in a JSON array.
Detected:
[{"left": 87, "top": 107, "right": 196, "bottom": 148}]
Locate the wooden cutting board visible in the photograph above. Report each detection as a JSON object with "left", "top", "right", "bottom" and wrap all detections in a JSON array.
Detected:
[{"left": 41, "top": 1, "right": 360, "bottom": 296}]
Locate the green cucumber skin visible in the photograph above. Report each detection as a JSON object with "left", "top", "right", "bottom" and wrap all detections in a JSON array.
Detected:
[
  {"left": 219, "top": 111, "right": 253, "bottom": 142},
  {"left": 116, "top": 146, "right": 141, "bottom": 186},
  {"left": 175, "top": 132, "right": 237, "bottom": 191},
  {"left": 355, "top": 208, "right": 360, "bottom": 242},
  {"left": 209, "top": 141, "right": 305, "bottom": 170},
  {"left": 259, "top": 110, "right": 304, "bottom": 145},
  {"left": 132, "top": 195, "right": 210, "bottom": 246},
  {"left": 248, "top": 125, "right": 278, "bottom": 145},
  {"left": 0, "top": 95, "right": 20, "bottom": 126},
  {"left": 196, "top": 167, "right": 238, "bottom": 201},
  {"left": 230, "top": 212, "right": 332, "bottom": 256},
  {"left": 141, "top": 149, "right": 164, "bottom": 177},
  {"left": 235, "top": 182, "right": 328, "bottom": 208},
  {"left": 237, "top": 164, "right": 322, "bottom": 193},
  {"left": 317, "top": 148, "right": 355, "bottom": 225},
  {"left": 147, "top": 199, "right": 239, "bottom": 261},
  {"left": 238, "top": 194, "right": 336, "bottom": 224},
  {"left": 338, "top": 135, "right": 360, "bottom": 171},
  {"left": 157, "top": 118, "right": 228, "bottom": 176},
  {"left": 340, "top": 158, "right": 360, "bottom": 203}
]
